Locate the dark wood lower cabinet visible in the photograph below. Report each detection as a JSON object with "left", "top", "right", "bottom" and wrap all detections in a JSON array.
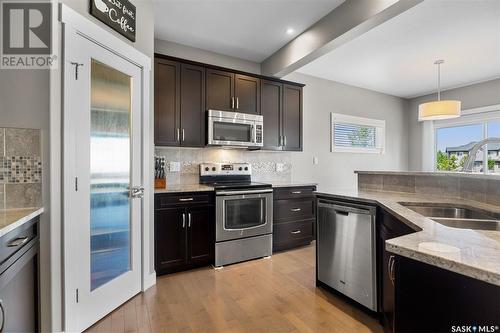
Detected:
[
  {"left": 273, "top": 186, "right": 316, "bottom": 252},
  {"left": 155, "top": 193, "right": 214, "bottom": 275}
]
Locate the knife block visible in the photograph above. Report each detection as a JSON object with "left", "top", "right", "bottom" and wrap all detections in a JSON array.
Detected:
[{"left": 154, "top": 178, "right": 166, "bottom": 189}]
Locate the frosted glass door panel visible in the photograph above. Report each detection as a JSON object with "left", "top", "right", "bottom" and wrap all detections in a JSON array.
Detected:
[{"left": 90, "top": 60, "right": 132, "bottom": 290}]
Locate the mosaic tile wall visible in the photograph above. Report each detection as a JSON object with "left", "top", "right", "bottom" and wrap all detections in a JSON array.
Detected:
[
  {"left": 0, "top": 128, "right": 42, "bottom": 209},
  {"left": 155, "top": 147, "right": 292, "bottom": 185}
]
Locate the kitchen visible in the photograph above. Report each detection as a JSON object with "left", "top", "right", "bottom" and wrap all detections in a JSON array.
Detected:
[{"left": 0, "top": 0, "right": 499, "bottom": 332}]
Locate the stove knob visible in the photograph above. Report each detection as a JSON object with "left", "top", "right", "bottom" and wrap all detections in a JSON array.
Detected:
[
  {"left": 238, "top": 167, "right": 243, "bottom": 171},
  {"left": 212, "top": 167, "right": 216, "bottom": 171},
  {"left": 244, "top": 167, "right": 248, "bottom": 171},
  {"left": 205, "top": 167, "right": 209, "bottom": 172}
]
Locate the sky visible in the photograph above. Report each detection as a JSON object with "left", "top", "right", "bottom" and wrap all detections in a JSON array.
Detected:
[{"left": 436, "top": 121, "right": 500, "bottom": 152}]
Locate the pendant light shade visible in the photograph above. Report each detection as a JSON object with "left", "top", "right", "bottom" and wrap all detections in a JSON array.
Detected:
[{"left": 418, "top": 60, "right": 461, "bottom": 121}]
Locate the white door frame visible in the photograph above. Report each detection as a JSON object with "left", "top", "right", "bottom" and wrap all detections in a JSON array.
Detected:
[{"left": 60, "top": 4, "right": 154, "bottom": 330}]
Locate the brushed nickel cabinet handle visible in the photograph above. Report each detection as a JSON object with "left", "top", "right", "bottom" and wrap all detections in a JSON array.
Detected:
[
  {"left": 236, "top": 97, "right": 239, "bottom": 109},
  {"left": 291, "top": 230, "right": 301, "bottom": 234},
  {"left": 231, "top": 97, "right": 235, "bottom": 109},
  {"left": 291, "top": 191, "right": 302, "bottom": 194},
  {"left": 7, "top": 237, "right": 28, "bottom": 247},
  {"left": 182, "top": 129, "right": 185, "bottom": 142},
  {"left": 388, "top": 255, "right": 395, "bottom": 286},
  {"left": 290, "top": 208, "right": 301, "bottom": 212},
  {"left": 284, "top": 135, "right": 287, "bottom": 146},
  {"left": 176, "top": 128, "right": 180, "bottom": 142},
  {"left": 188, "top": 213, "right": 192, "bottom": 227},
  {"left": 179, "top": 198, "right": 194, "bottom": 202},
  {"left": 182, "top": 213, "right": 186, "bottom": 228}
]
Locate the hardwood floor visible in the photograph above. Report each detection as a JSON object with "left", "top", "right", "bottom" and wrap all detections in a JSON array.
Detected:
[{"left": 86, "top": 243, "right": 383, "bottom": 333}]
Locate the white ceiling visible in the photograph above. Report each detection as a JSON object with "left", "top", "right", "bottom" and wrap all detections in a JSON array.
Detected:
[
  {"left": 297, "top": 0, "right": 500, "bottom": 98},
  {"left": 153, "top": 0, "right": 345, "bottom": 62}
]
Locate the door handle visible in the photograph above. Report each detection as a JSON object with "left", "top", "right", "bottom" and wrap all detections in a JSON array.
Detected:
[
  {"left": 182, "top": 213, "right": 186, "bottom": 228},
  {"left": 130, "top": 186, "right": 144, "bottom": 199},
  {"left": 7, "top": 237, "right": 29, "bottom": 247},
  {"left": 236, "top": 97, "right": 239, "bottom": 109},
  {"left": 188, "top": 212, "right": 192, "bottom": 227},
  {"left": 290, "top": 208, "right": 301, "bottom": 212},
  {"left": 290, "top": 230, "right": 301, "bottom": 234}
]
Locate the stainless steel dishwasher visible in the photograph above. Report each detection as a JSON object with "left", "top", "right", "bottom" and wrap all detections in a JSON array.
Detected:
[{"left": 317, "top": 199, "right": 377, "bottom": 311}]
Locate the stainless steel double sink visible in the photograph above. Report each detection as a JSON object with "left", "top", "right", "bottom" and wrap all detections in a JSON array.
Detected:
[{"left": 400, "top": 203, "right": 500, "bottom": 231}]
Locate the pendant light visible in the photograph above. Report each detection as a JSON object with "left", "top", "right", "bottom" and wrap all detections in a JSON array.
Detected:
[{"left": 418, "top": 60, "right": 461, "bottom": 121}]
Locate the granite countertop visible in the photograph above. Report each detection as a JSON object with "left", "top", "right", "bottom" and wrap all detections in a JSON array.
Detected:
[
  {"left": 155, "top": 184, "right": 214, "bottom": 194},
  {"left": 355, "top": 170, "right": 500, "bottom": 180},
  {"left": 315, "top": 189, "right": 500, "bottom": 286},
  {"left": 0, "top": 207, "right": 44, "bottom": 238}
]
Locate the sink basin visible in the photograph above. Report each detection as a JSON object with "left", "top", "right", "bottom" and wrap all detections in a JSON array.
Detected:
[{"left": 400, "top": 203, "right": 500, "bottom": 231}]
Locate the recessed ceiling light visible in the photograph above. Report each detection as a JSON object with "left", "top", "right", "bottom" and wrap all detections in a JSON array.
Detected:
[{"left": 286, "top": 28, "right": 295, "bottom": 35}]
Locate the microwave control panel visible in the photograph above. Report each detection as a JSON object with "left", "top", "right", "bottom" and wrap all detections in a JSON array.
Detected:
[{"left": 255, "top": 124, "right": 263, "bottom": 144}]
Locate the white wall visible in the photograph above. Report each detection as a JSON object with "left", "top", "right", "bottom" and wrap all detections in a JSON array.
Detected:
[
  {"left": 407, "top": 78, "right": 500, "bottom": 171},
  {"left": 155, "top": 39, "right": 261, "bottom": 74},
  {"left": 284, "top": 72, "right": 409, "bottom": 191}
]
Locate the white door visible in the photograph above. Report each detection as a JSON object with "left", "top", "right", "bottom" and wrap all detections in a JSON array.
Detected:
[{"left": 64, "top": 28, "right": 143, "bottom": 332}]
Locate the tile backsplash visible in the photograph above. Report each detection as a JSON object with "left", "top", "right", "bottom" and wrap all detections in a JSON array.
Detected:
[
  {"left": 0, "top": 128, "right": 42, "bottom": 209},
  {"left": 155, "top": 147, "right": 292, "bottom": 185}
]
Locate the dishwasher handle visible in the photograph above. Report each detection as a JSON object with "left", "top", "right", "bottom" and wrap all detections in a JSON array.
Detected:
[{"left": 318, "top": 200, "right": 376, "bottom": 216}]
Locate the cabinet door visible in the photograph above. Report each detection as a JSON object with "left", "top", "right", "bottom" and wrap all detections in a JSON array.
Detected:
[
  {"left": 206, "top": 69, "right": 234, "bottom": 111},
  {"left": 155, "top": 208, "right": 187, "bottom": 274},
  {"left": 187, "top": 205, "right": 213, "bottom": 266},
  {"left": 154, "top": 58, "right": 180, "bottom": 146},
  {"left": 180, "top": 64, "right": 206, "bottom": 147},
  {"left": 379, "top": 224, "right": 395, "bottom": 333},
  {"left": 282, "top": 84, "right": 302, "bottom": 151},
  {"left": 234, "top": 74, "right": 260, "bottom": 114},
  {"left": 261, "top": 80, "right": 282, "bottom": 150}
]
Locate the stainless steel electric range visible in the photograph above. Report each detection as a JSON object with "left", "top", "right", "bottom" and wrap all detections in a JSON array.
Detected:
[{"left": 199, "top": 163, "right": 273, "bottom": 267}]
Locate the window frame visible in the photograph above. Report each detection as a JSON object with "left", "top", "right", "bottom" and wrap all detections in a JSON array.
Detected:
[
  {"left": 433, "top": 107, "right": 500, "bottom": 174},
  {"left": 330, "top": 113, "right": 386, "bottom": 154}
]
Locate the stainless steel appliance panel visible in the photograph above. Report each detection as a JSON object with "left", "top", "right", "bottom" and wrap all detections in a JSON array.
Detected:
[
  {"left": 215, "top": 234, "right": 272, "bottom": 267},
  {"left": 317, "top": 200, "right": 377, "bottom": 311},
  {"left": 216, "top": 189, "right": 273, "bottom": 242},
  {"left": 207, "top": 110, "right": 263, "bottom": 147}
]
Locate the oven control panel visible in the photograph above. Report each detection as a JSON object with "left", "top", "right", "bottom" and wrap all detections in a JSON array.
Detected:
[{"left": 200, "top": 163, "right": 252, "bottom": 176}]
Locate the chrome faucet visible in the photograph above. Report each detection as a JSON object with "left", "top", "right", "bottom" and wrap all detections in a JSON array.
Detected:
[{"left": 462, "top": 137, "right": 500, "bottom": 172}]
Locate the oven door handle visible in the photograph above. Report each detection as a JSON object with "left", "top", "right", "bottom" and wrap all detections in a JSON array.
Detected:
[{"left": 216, "top": 189, "right": 273, "bottom": 196}]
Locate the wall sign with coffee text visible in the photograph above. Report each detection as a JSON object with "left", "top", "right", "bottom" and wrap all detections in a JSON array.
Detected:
[{"left": 90, "top": 0, "right": 136, "bottom": 42}]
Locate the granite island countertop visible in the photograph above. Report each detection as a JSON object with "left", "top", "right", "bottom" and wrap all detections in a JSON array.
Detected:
[
  {"left": 0, "top": 207, "right": 44, "bottom": 237},
  {"left": 315, "top": 188, "right": 500, "bottom": 286}
]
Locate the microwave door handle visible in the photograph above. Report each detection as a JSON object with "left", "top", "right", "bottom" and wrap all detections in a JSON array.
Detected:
[{"left": 251, "top": 124, "right": 256, "bottom": 143}]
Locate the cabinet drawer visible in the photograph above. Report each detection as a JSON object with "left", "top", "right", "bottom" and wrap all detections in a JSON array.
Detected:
[
  {"left": 273, "top": 220, "right": 313, "bottom": 244},
  {"left": 0, "top": 218, "right": 37, "bottom": 267},
  {"left": 274, "top": 197, "right": 314, "bottom": 223},
  {"left": 156, "top": 193, "right": 212, "bottom": 208},
  {"left": 273, "top": 186, "right": 315, "bottom": 200}
]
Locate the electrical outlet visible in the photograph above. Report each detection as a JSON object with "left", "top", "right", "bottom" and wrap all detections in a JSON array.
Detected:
[
  {"left": 276, "top": 163, "right": 285, "bottom": 172},
  {"left": 169, "top": 161, "right": 181, "bottom": 172}
]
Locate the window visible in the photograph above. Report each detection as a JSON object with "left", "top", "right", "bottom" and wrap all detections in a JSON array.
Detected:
[
  {"left": 331, "top": 113, "right": 385, "bottom": 153},
  {"left": 434, "top": 109, "right": 500, "bottom": 174}
]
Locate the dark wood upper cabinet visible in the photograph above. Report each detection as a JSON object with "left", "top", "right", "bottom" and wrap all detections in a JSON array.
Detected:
[
  {"left": 234, "top": 74, "right": 260, "bottom": 114},
  {"left": 282, "top": 84, "right": 303, "bottom": 151},
  {"left": 187, "top": 205, "right": 213, "bottom": 265},
  {"left": 154, "top": 58, "right": 180, "bottom": 146},
  {"left": 261, "top": 80, "right": 282, "bottom": 150},
  {"left": 180, "top": 64, "right": 206, "bottom": 147},
  {"left": 206, "top": 69, "right": 234, "bottom": 112}
]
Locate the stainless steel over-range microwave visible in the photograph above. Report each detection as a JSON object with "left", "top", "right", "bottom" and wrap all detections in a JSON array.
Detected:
[{"left": 207, "top": 110, "right": 263, "bottom": 148}]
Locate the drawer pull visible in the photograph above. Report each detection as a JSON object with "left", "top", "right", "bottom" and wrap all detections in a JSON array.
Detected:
[
  {"left": 291, "top": 191, "right": 302, "bottom": 194},
  {"left": 290, "top": 230, "right": 302, "bottom": 234},
  {"left": 179, "top": 198, "right": 194, "bottom": 202},
  {"left": 290, "top": 208, "right": 302, "bottom": 212},
  {"left": 7, "top": 237, "right": 29, "bottom": 247}
]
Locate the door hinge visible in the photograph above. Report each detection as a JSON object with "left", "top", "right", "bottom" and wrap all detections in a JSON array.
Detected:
[
  {"left": 76, "top": 288, "right": 79, "bottom": 303},
  {"left": 75, "top": 177, "right": 78, "bottom": 191},
  {"left": 70, "top": 62, "right": 84, "bottom": 80}
]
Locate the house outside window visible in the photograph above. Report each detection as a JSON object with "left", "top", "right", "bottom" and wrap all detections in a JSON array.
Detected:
[{"left": 434, "top": 109, "right": 500, "bottom": 174}]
